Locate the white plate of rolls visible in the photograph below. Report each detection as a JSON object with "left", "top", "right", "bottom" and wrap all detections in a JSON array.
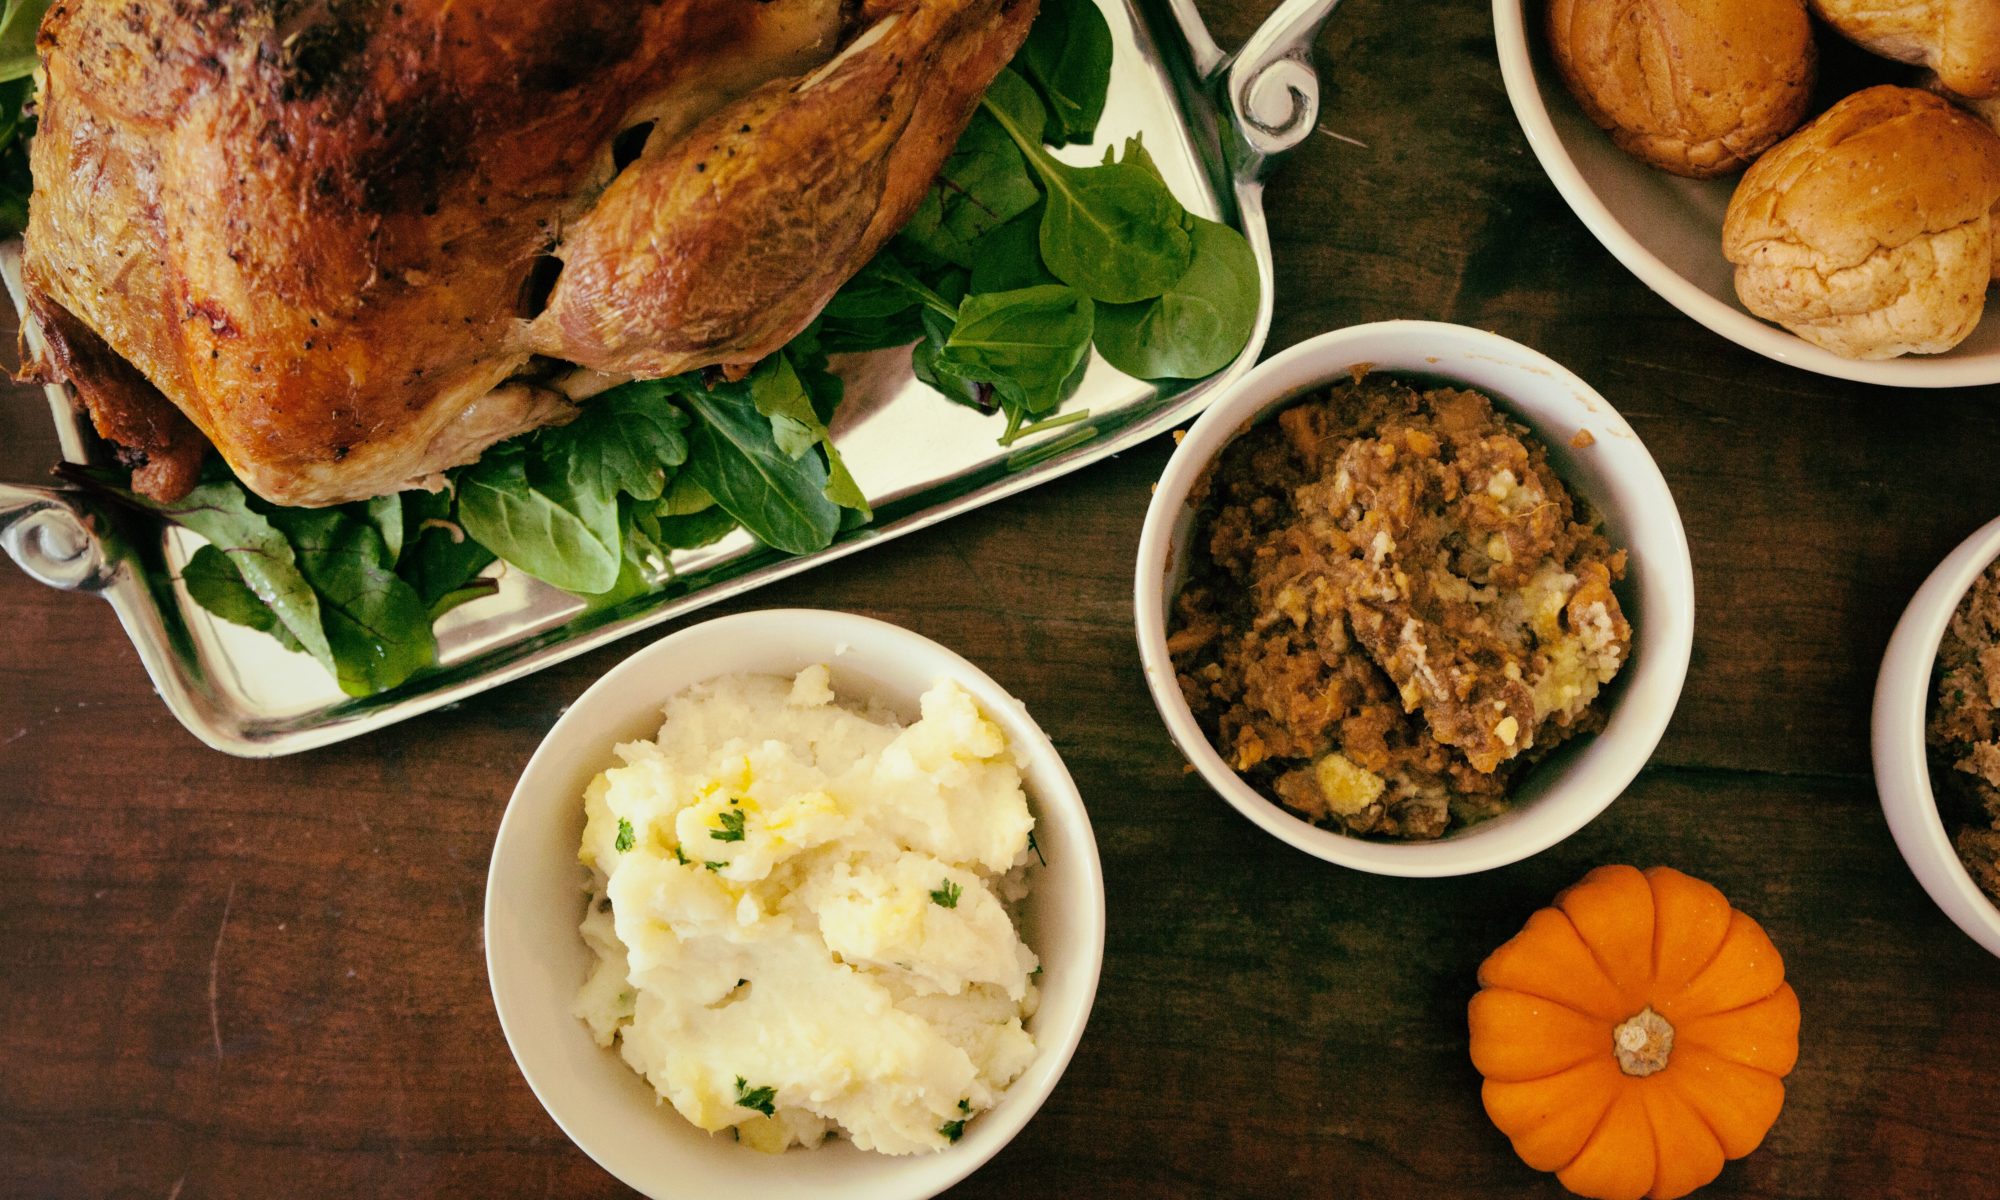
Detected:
[{"left": 1495, "top": 0, "right": 2000, "bottom": 387}]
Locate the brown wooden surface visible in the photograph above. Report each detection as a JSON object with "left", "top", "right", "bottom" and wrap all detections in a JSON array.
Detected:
[{"left": 7, "top": 2, "right": 2000, "bottom": 1197}]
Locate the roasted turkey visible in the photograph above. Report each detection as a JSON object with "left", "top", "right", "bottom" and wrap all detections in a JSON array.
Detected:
[{"left": 20, "top": 0, "right": 1036, "bottom": 505}]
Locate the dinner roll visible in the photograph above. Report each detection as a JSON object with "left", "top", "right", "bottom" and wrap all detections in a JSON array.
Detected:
[
  {"left": 1547, "top": 0, "right": 1816, "bottom": 178},
  {"left": 1927, "top": 69, "right": 2000, "bottom": 130},
  {"left": 1722, "top": 86, "right": 2000, "bottom": 359},
  {"left": 1811, "top": 0, "right": 2000, "bottom": 99}
]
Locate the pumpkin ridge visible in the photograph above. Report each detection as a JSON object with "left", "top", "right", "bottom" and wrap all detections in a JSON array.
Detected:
[
  {"left": 1557, "top": 905, "right": 1641, "bottom": 1009},
  {"left": 1657, "top": 1071, "right": 1728, "bottom": 1153},
  {"left": 1650, "top": 906, "right": 1738, "bottom": 1012},
  {"left": 1482, "top": 982, "right": 1627, "bottom": 1030},
  {"left": 1562, "top": 1076, "right": 1627, "bottom": 1174},
  {"left": 1642, "top": 1089, "right": 1670, "bottom": 1199},
  {"left": 1659, "top": 1066, "right": 1737, "bottom": 1166},
  {"left": 1670, "top": 993, "right": 1795, "bottom": 1033}
]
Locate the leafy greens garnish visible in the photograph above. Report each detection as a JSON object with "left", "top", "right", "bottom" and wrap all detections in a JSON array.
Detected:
[
  {"left": 929, "top": 879, "right": 962, "bottom": 909},
  {"left": 1092, "top": 215, "right": 1261, "bottom": 382},
  {"left": 936, "top": 285, "right": 1095, "bottom": 422},
  {"left": 615, "top": 818, "right": 636, "bottom": 853},
  {"left": 982, "top": 72, "right": 1192, "bottom": 305},
  {"left": 0, "top": 1, "right": 49, "bottom": 235},
  {"left": 733, "top": 1077, "right": 777, "bottom": 1118},
  {"left": 1017, "top": 0, "right": 1112, "bottom": 145},
  {"left": 131, "top": 0, "right": 1257, "bottom": 696},
  {"left": 710, "top": 809, "right": 747, "bottom": 843},
  {"left": 940, "top": 1099, "right": 973, "bottom": 1143},
  {"left": 0, "top": 0, "right": 49, "bottom": 84}
]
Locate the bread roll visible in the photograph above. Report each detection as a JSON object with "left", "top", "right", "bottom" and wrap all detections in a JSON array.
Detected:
[
  {"left": 1723, "top": 86, "right": 2000, "bottom": 359},
  {"left": 1927, "top": 69, "right": 2000, "bottom": 130},
  {"left": 1811, "top": 0, "right": 2000, "bottom": 99},
  {"left": 1547, "top": 0, "right": 1816, "bottom": 178}
]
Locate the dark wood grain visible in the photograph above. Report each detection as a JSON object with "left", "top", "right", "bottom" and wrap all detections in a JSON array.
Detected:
[{"left": 6, "top": 2, "right": 2000, "bottom": 1197}]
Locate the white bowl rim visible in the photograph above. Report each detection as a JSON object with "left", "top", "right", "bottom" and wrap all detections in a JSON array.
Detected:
[
  {"left": 1133, "top": 319, "right": 1695, "bottom": 877},
  {"left": 483, "top": 607, "right": 1107, "bottom": 1200},
  {"left": 1491, "top": 0, "right": 2000, "bottom": 389},
  {"left": 1871, "top": 517, "right": 2000, "bottom": 956}
]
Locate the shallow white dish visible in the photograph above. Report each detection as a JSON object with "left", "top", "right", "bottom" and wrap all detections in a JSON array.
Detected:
[
  {"left": 1873, "top": 517, "right": 2000, "bottom": 958},
  {"left": 1492, "top": 0, "right": 2000, "bottom": 388},
  {"left": 485, "top": 608, "right": 1105, "bottom": 1200},
  {"left": 1134, "top": 320, "right": 1695, "bottom": 877}
]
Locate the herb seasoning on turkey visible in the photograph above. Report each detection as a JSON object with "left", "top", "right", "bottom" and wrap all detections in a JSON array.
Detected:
[{"left": 1167, "top": 374, "right": 1632, "bottom": 839}]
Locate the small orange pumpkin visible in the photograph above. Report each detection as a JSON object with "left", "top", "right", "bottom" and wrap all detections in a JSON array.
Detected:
[{"left": 1468, "top": 866, "right": 1800, "bottom": 1200}]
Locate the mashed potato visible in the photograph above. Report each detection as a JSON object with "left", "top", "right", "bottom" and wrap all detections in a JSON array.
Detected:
[{"left": 573, "top": 665, "right": 1041, "bottom": 1155}]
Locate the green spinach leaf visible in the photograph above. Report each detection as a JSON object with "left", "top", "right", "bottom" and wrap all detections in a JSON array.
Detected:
[
  {"left": 1093, "top": 215, "right": 1259, "bottom": 380},
  {"left": 360, "top": 493, "right": 404, "bottom": 566},
  {"left": 815, "top": 310, "right": 925, "bottom": 355},
  {"left": 265, "top": 506, "right": 437, "bottom": 697},
  {"left": 397, "top": 490, "right": 496, "bottom": 613},
  {"left": 658, "top": 473, "right": 717, "bottom": 517},
  {"left": 540, "top": 380, "right": 690, "bottom": 504},
  {"left": 637, "top": 503, "right": 739, "bottom": 552},
  {"left": 935, "top": 284, "right": 1094, "bottom": 416},
  {"left": 143, "top": 479, "right": 335, "bottom": 668},
  {"left": 749, "top": 353, "right": 870, "bottom": 517},
  {"left": 967, "top": 205, "right": 1057, "bottom": 295},
  {"left": 982, "top": 75, "right": 1191, "bottom": 304},
  {"left": 1019, "top": 0, "right": 1113, "bottom": 144},
  {"left": 824, "top": 252, "right": 955, "bottom": 322},
  {"left": 898, "top": 109, "right": 1042, "bottom": 268},
  {"left": 180, "top": 544, "right": 305, "bottom": 655},
  {"left": 0, "top": 0, "right": 50, "bottom": 83},
  {"left": 680, "top": 386, "right": 842, "bottom": 555},
  {"left": 912, "top": 304, "right": 992, "bottom": 412},
  {"left": 456, "top": 441, "right": 622, "bottom": 594}
]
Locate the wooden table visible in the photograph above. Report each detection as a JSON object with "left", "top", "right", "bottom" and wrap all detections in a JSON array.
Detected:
[{"left": 7, "top": 2, "right": 2000, "bottom": 1197}]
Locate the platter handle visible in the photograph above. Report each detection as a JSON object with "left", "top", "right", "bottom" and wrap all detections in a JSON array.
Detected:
[
  {"left": 1153, "top": 0, "right": 1341, "bottom": 172},
  {"left": 1223, "top": 0, "right": 1344, "bottom": 171},
  {"left": 0, "top": 483, "right": 116, "bottom": 592}
]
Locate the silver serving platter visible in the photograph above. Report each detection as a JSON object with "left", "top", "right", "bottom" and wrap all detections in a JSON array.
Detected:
[{"left": 0, "top": 0, "right": 1340, "bottom": 756}]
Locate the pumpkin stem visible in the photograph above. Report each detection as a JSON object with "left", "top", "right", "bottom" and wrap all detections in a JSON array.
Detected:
[{"left": 1612, "top": 1007, "right": 1675, "bottom": 1077}]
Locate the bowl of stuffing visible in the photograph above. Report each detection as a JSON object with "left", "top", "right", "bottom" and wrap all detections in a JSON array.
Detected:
[
  {"left": 1874, "top": 516, "right": 2000, "bottom": 958},
  {"left": 1134, "top": 321, "right": 1695, "bottom": 876},
  {"left": 485, "top": 608, "right": 1105, "bottom": 1199}
]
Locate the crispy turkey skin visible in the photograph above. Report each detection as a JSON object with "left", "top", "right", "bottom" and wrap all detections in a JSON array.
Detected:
[{"left": 21, "top": 0, "right": 1036, "bottom": 506}]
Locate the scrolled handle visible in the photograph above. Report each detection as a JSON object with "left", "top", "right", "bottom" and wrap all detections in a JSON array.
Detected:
[
  {"left": 0, "top": 482, "right": 116, "bottom": 592},
  {"left": 1224, "top": 0, "right": 1345, "bottom": 167}
]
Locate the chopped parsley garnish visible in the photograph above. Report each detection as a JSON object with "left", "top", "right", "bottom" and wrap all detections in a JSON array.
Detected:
[
  {"left": 734, "top": 1076, "right": 777, "bottom": 1117},
  {"left": 671, "top": 844, "right": 689, "bottom": 865},
  {"left": 940, "top": 1103, "right": 970, "bottom": 1143},
  {"left": 1028, "top": 830, "right": 1045, "bottom": 866},
  {"left": 929, "top": 878, "right": 962, "bottom": 909},
  {"left": 711, "top": 809, "right": 747, "bottom": 842},
  {"left": 704, "top": 860, "right": 726, "bottom": 872},
  {"left": 614, "top": 818, "right": 636, "bottom": 852}
]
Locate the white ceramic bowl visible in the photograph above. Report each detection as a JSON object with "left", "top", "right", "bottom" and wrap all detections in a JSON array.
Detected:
[
  {"left": 1873, "top": 517, "right": 2000, "bottom": 957},
  {"left": 1492, "top": 0, "right": 2000, "bottom": 388},
  {"left": 1135, "top": 320, "right": 1695, "bottom": 877},
  {"left": 485, "top": 609, "right": 1105, "bottom": 1200}
]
